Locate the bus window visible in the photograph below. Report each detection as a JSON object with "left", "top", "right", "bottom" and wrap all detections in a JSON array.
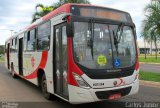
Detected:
[
  {"left": 37, "top": 21, "right": 50, "bottom": 51},
  {"left": 62, "top": 26, "right": 68, "bottom": 96},
  {"left": 15, "top": 37, "right": 17, "bottom": 52},
  {"left": 26, "top": 29, "right": 36, "bottom": 51},
  {"left": 11, "top": 39, "right": 16, "bottom": 52},
  {"left": 110, "top": 25, "right": 136, "bottom": 68},
  {"left": 24, "top": 32, "right": 28, "bottom": 51},
  {"left": 73, "top": 22, "right": 113, "bottom": 69}
]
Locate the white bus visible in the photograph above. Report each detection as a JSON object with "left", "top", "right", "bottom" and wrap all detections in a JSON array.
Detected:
[{"left": 5, "top": 3, "right": 139, "bottom": 104}]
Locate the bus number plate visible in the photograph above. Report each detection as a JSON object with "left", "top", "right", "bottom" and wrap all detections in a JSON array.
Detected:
[{"left": 108, "top": 93, "right": 121, "bottom": 100}]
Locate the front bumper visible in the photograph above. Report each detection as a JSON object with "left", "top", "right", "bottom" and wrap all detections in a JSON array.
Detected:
[{"left": 68, "top": 79, "right": 139, "bottom": 104}]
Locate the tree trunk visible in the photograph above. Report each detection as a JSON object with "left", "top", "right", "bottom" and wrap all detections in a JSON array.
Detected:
[
  {"left": 155, "top": 43, "right": 158, "bottom": 60},
  {"left": 144, "top": 39, "right": 147, "bottom": 59},
  {"left": 154, "top": 39, "right": 157, "bottom": 60},
  {"left": 151, "top": 41, "right": 152, "bottom": 55}
]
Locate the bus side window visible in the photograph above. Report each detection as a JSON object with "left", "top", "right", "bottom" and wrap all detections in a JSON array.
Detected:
[
  {"left": 37, "top": 21, "right": 51, "bottom": 51},
  {"left": 24, "top": 32, "right": 28, "bottom": 51},
  {"left": 11, "top": 39, "right": 14, "bottom": 52},
  {"left": 26, "top": 29, "right": 36, "bottom": 51},
  {"left": 62, "top": 26, "right": 67, "bottom": 70},
  {"left": 11, "top": 38, "right": 16, "bottom": 52},
  {"left": 62, "top": 26, "right": 68, "bottom": 96},
  {"left": 15, "top": 37, "right": 17, "bottom": 52}
]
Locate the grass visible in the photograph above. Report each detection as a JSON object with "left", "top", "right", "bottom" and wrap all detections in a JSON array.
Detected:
[
  {"left": 139, "top": 54, "right": 160, "bottom": 57},
  {"left": 0, "top": 56, "right": 4, "bottom": 62},
  {"left": 139, "top": 71, "right": 160, "bottom": 82},
  {"left": 138, "top": 56, "right": 160, "bottom": 63}
]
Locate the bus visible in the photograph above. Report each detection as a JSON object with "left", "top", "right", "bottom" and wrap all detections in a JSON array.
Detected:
[{"left": 5, "top": 3, "right": 139, "bottom": 104}]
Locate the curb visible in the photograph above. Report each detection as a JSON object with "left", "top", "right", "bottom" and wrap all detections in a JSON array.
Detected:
[
  {"left": 139, "top": 62, "right": 160, "bottom": 65},
  {"left": 140, "top": 80, "right": 160, "bottom": 88}
]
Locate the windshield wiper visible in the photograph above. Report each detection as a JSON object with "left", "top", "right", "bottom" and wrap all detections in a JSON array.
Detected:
[
  {"left": 87, "top": 19, "right": 94, "bottom": 59},
  {"left": 113, "top": 23, "right": 124, "bottom": 56}
]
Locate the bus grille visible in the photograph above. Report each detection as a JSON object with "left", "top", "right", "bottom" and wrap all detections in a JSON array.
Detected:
[{"left": 95, "top": 86, "right": 132, "bottom": 99}]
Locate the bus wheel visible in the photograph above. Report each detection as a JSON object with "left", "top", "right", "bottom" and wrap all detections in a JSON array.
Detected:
[
  {"left": 41, "top": 74, "right": 52, "bottom": 100},
  {"left": 11, "top": 63, "right": 17, "bottom": 78}
]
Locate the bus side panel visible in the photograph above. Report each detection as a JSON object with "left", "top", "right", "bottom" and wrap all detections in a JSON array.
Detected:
[
  {"left": 10, "top": 50, "right": 18, "bottom": 73},
  {"left": 23, "top": 51, "right": 42, "bottom": 85},
  {"left": 4, "top": 42, "right": 9, "bottom": 70},
  {"left": 5, "top": 41, "right": 11, "bottom": 70},
  {"left": 14, "top": 38, "right": 19, "bottom": 74},
  {"left": 44, "top": 19, "right": 54, "bottom": 94}
]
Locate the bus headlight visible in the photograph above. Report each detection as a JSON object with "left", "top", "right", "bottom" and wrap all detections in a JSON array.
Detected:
[{"left": 72, "top": 73, "right": 91, "bottom": 89}]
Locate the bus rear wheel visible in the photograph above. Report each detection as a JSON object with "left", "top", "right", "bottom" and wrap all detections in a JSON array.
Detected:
[{"left": 41, "top": 74, "right": 52, "bottom": 100}]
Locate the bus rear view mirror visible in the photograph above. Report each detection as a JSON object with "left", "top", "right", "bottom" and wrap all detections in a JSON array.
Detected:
[{"left": 66, "top": 23, "right": 73, "bottom": 37}]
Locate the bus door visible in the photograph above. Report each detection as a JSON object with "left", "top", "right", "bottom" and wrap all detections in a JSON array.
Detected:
[
  {"left": 18, "top": 38, "right": 23, "bottom": 75},
  {"left": 7, "top": 43, "right": 10, "bottom": 69},
  {"left": 53, "top": 23, "right": 69, "bottom": 99}
]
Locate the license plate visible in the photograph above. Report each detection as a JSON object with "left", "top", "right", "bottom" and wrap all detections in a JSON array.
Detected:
[{"left": 108, "top": 93, "right": 121, "bottom": 100}]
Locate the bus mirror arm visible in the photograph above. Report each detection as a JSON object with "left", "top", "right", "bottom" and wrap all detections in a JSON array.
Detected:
[
  {"left": 66, "top": 22, "right": 73, "bottom": 37},
  {"left": 63, "top": 14, "right": 74, "bottom": 37}
]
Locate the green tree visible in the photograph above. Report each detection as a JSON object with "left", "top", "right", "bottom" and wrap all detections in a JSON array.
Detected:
[
  {"left": 141, "top": 1, "right": 160, "bottom": 59},
  {"left": 31, "top": 4, "right": 54, "bottom": 23},
  {"left": 31, "top": 0, "right": 90, "bottom": 23},
  {"left": 60, "top": 0, "right": 90, "bottom": 4},
  {"left": 0, "top": 45, "right": 5, "bottom": 54}
]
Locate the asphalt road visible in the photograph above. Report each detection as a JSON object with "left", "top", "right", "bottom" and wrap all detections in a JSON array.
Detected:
[
  {"left": 140, "top": 64, "right": 160, "bottom": 73},
  {"left": 0, "top": 63, "right": 159, "bottom": 108}
]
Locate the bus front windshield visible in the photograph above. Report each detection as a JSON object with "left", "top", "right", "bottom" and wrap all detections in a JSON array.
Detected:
[{"left": 73, "top": 22, "right": 136, "bottom": 69}]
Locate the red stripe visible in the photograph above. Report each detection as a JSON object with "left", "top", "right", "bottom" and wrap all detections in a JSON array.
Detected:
[
  {"left": 135, "top": 61, "right": 139, "bottom": 71},
  {"left": 68, "top": 37, "right": 83, "bottom": 86},
  {"left": 42, "top": 4, "right": 70, "bottom": 21},
  {"left": 27, "top": 24, "right": 37, "bottom": 30},
  {"left": 23, "top": 51, "right": 48, "bottom": 79}
]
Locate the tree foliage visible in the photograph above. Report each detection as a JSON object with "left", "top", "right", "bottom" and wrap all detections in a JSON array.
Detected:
[
  {"left": 0, "top": 45, "right": 5, "bottom": 54},
  {"left": 31, "top": 0, "right": 90, "bottom": 23},
  {"left": 141, "top": 1, "right": 160, "bottom": 59},
  {"left": 31, "top": 4, "right": 54, "bottom": 23}
]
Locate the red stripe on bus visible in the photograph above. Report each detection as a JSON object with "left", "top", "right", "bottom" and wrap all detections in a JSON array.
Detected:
[
  {"left": 42, "top": 4, "right": 70, "bottom": 21},
  {"left": 27, "top": 24, "right": 37, "bottom": 30},
  {"left": 23, "top": 51, "right": 48, "bottom": 79},
  {"left": 68, "top": 37, "right": 83, "bottom": 86},
  {"left": 135, "top": 61, "right": 139, "bottom": 71}
]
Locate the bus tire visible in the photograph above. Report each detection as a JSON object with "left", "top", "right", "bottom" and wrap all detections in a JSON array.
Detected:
[
  {"left": 41, "top": 74, "right": 52, "bottom": 100},
  {"left": 11, "top": 63, "right": 18, "bottom": 78}
]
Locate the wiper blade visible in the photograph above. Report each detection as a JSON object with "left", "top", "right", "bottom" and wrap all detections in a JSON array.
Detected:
[
  {"left": 113, "top": 23, "right": 124, "bottom": 56},
  {"left": 113, "top": 31, "right": 119, "bottom": 56},
  {"left": 91, "top": 39, "right": 94, "bottom": 59},
  {"left": 87, "top": 19, "right": 94, "bottom": 59}
]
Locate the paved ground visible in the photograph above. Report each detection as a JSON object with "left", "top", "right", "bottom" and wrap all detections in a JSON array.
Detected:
[
  {"left": 0, "top": 63, "right": 159, "bottom": 108},
  {"left": 140, "top": 63, "right": 160, "bottom": 73}
]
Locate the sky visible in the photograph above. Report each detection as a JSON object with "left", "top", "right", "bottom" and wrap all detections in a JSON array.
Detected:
[{"left": 0, "top": 0, "right": 150, "bottom": 45}]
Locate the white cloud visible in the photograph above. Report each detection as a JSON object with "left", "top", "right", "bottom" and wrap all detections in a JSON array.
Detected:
[
  {"left": 15, "top": 3, "right": 34, "bottom": 12},
  {"left": 0, "top": 0, "right": 55, "bottom": 45},
  {"left": 0, "top": 31, "right": 11, "bottom": 45},
  {"left": 0, "top": 26, "right": 8, "bottom": 29}
]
